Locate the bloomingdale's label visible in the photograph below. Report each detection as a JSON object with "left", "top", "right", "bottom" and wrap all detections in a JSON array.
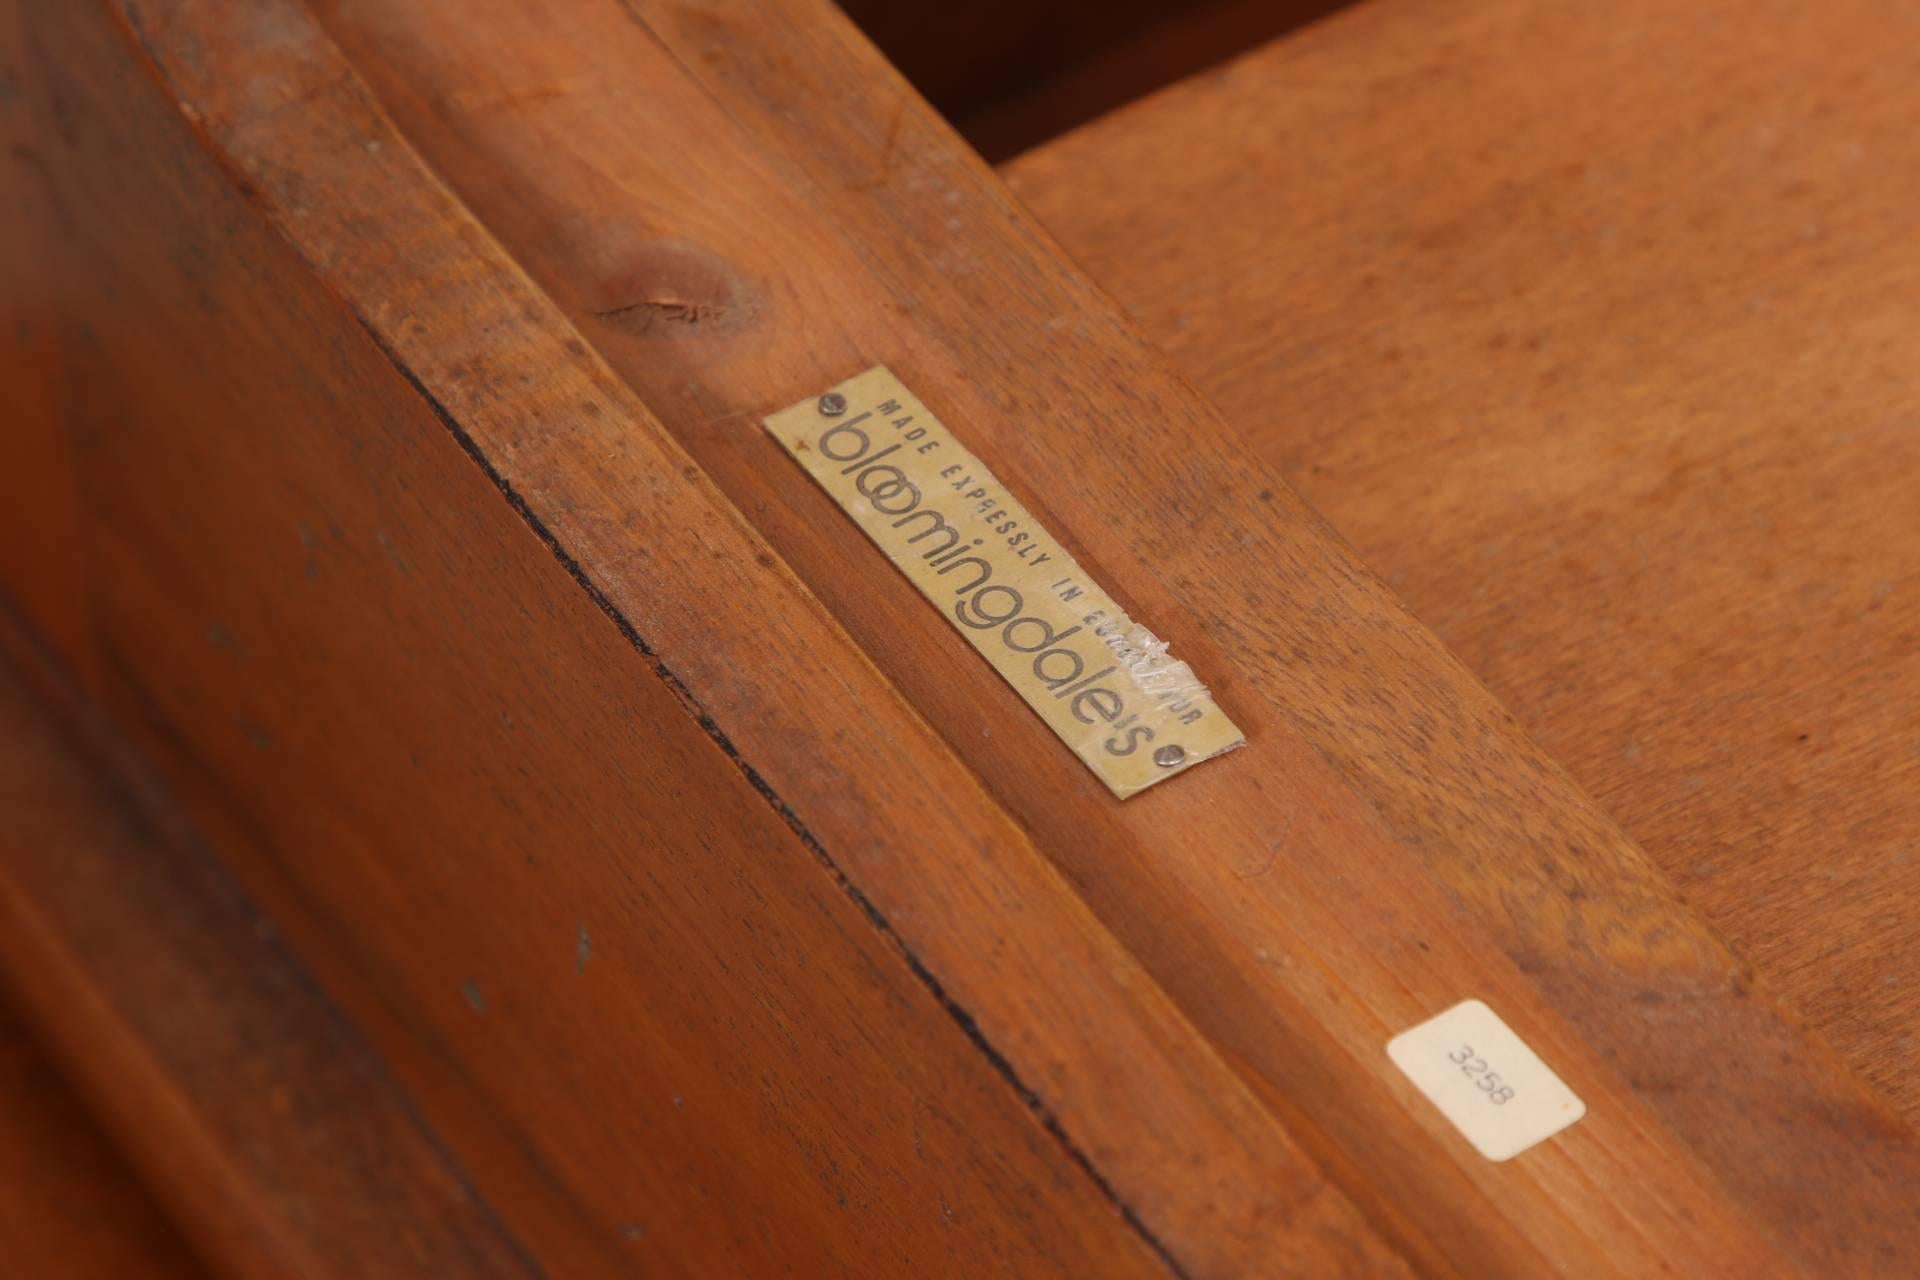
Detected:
[{"left": 764, "top": 366, "right": 1244, "bottom": 799}]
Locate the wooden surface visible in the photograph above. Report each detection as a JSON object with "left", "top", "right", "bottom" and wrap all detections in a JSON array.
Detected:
[
  {"left": 1, "top": 2, "right": 1392, "bottom": 1276},
  {"left": 3, "top": 0, "right": 1918, "bottom": 1276},
  {"left": 0, "top": 614, "right": 544, "bottom": 1279},
  {"left": 0, "top": 998, "right": 206, "bottom": 1280},
  {"left": 1008, "top": 0, "right": 1920, "bottom": 1123},
  {"left": 297, "top": 0, "right": 1915, "bottom": 1272}
]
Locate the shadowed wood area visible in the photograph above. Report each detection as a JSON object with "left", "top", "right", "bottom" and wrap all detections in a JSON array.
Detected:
[
  {"left": 0, "top": 999, "right": 208, "bottom": 1280},
  {"left": 0, "top": 617, "right": 543, "bottom": 1279},
  {"left": 836, "top": 0, "right": 1350, "bottom": 159},
  {"left": 1007, "top": 0, "right": 1920, "bottom": 1124}
]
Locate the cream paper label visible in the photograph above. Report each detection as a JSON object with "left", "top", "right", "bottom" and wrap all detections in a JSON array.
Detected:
[
  {"left": 1387, "top": 999, "right": 1587, "bottom": 1161},
  {"left": 765, "top": 366, "right": 1244, "bottom": 798}
]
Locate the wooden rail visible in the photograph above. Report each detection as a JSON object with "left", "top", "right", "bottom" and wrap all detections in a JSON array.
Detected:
[{"left": 3, "top": 0, "right": 1916, "bottom": 1275}]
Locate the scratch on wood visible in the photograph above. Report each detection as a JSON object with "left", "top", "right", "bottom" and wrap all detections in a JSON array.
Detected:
[
  {"left": 1234, "top": 811, "right": 1295, "bottom": 881},
  {"left": 592, "top": 296, "right": 734, "bottom": 332}
]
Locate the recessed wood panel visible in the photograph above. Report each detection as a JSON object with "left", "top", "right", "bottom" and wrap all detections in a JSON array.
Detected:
[{"left": 1008, "top": 0, "right": 1920, "bottom": 1127}]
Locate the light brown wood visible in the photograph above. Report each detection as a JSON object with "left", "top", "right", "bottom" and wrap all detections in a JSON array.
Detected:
[
  {"left": 2, "top": 2, "right": 1395, "bottom": 1276},
  {"left": 5, "top": 0, "right": 1919, "bottom": 1275},
  {"left": 291, "top": 0, "right": 1919, "bottom": 1272},
  {"left": 1006, "top": 0, "right": 1920, "bottom": 1123}
]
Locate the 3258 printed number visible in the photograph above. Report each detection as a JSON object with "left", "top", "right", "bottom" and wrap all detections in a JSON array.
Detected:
[{"left": 1448, "top": 1043, "right": 1516, "bottom": 1105}]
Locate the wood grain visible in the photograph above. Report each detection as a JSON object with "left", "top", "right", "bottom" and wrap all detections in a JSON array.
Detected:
[
  {"left": 3, "top": 0, "right": 1917, "bottom": 1275},
  {"left": 0, "top": 996, "right": 206, "bottom": 1280},
  {"left": 1, "top": 1, "right": 1396, "bottom": 1276},
  {"left": 0, "top": 615, "right": 542, "bottom": 1279},
  {"left": 1007, "top": 0, "right": 1920, "bottom": 1123},
  {"left": 283, "top": 0, "right": 1918, "bottom": 1274}
]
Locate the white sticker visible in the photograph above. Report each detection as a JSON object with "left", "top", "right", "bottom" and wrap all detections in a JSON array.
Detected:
[{"left": 1387, "top": 999, "right": 1585, "bottom": 1161}]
